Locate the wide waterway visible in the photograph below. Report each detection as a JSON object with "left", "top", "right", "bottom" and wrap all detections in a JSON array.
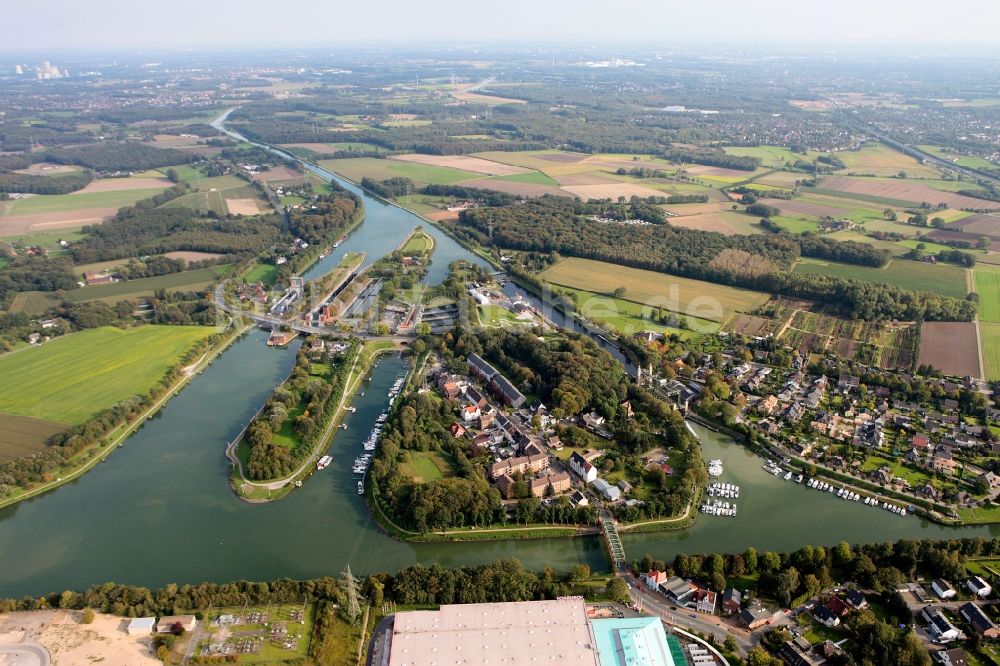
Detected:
[{"left": 1, "top": 119, "right": 997, "bottom": 598}]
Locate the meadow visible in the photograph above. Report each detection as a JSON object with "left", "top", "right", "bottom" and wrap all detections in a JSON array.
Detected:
[
  {"left": 400, "top": 230, "right": 433, "bottom": 254},
  {"left": 63, "top": 265, "right": 232, "bottom": 303},
  {"left": 981, "top": 322, "right": 1000, "bottom": 380},
  {"left": 399, "top": 451, "right": 456, "bottom": 483},
  {"left": 0, "top": 325, "right": 214, "bottom": 424},
  {"left": 539, "top": 257, "right": 769, "bottom": 325},
  {"left": 975, "top": 265, "right": 1000, "bottom": 322},
  {"left": 5, "top": 187, "right": 170, "bottom": 215},
  {"left": 723, "top": 145, "right": 824, "bottom": 167},
  {"left": 547, "top": 285, "right": 706, "bottom": 339},
  {"left": 794, "top": 257, "right": 969, "bottom": 299},
  {"left": 319, "top": 157, "right": 482, "bottom": 186}
]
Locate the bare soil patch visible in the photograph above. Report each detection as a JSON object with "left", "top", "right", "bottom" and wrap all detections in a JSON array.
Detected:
[
  {"left": 456, "top": 178, "right": 570, "bottom": 198},
  {"left": 163, "top": 250, "right": 225, "bottom": 263},
  {"left": 389, "top": 153, "right": 531, "bottom": 176},
  {"left": 682, "top": 165, "right": 755, "bottom": 179},
  {"left": 561, "top": 182, "right": 667, "bottom": 200},
  {"left": 424, "top": 210, "right": 459, "bottom": 222},
  {"left": 0, "top": 208, "right": 118, "bottom": 235},
  {"left": 225, "top": 198, "right": 261, "bottom": 215},
  {"left": 251, "top": 166, "right": 304, "bottom": 182},
  {"left": 71, "top": 177, "right": 171, "bottom": 194},
  {"left": 452, "top": 90, "right": 527, "bottom": 105},
  {"left": 0, "top": 413, "right": 66, "bottom": 461},
  {"left": 918, "top": 321, "right": 981, "bottom": 378},
  {"left": 0, "top": 610, "right": 159, "bottom": 666},
  {"left": 12, "top": 163, "right": 80, "bottom": 176},
  {"left": 555, "top": 173, "right": 620, "bottom": 186},
  {"left": 536, "top": 152, "right": 590, "bottom": 164},
  {"left": 664, "top": 202, "right": 730, "bottom": 215},
  {"left": 948, "top": 214, "right": 1000, "bottom": 239}
]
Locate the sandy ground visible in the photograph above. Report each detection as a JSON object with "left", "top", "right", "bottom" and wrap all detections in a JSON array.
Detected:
[
  {"left": 451, "top": 90, "right": 526, "bottom": 105},
  {"left": 0, "top": 208, "right": 118, "bottom": 236},
  {"left": 12, "top": 164, "right": 79, "bottom": 176},
  {"left": 389, "top": 153, "right": 531, "bottom": 176},
  {"left": 667, "top": 213, "right": 741, "bottom": 235},
  {"left": 70, "top": 178, "right": 171, "bottom": 195},
  {"left": 225, "top": 198, "right": 261, "bottom": 215},
  {"left": 423, "top": 210, "right": 459, "bottom": 222},
  {"left": 561, "top": 182, "right": 667, "bottom": 200},
  {"left": 162, "top": 250, "right": 224, "bottom": 262},
  {"left": 0, "top": 610, "right": 158, "bottom": 666}
]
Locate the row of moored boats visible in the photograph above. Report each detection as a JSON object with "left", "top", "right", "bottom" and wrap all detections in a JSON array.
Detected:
[{"left": 805, "top": 478, "right": 908, "bottom": 516}]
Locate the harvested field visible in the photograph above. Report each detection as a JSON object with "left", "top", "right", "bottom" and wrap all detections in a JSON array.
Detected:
[
  {"left": 0, "top": 413, "right": 66, "bottom": 461},
  {"left": 455, "top": 177, "right": 569, "bottom": 198},
  {"left": 948, "top": 213, "right": 1000, "bottom": 239},
  {"left": 70, "top": 177, "right": 171, "bottom": 194},
  {"left": 754, "top": 171, "right": 806, "bottom": 188},
  {"left": 162, "top": 250, "right": 224, "bottom": 263},
  {"left": 561, "top": 182, "right": 668, "bottom": 200},
  {"left": 539, "top": 256, "right": 769, "bottom": 324},
  {"left": 663, "top": 202, "right": 730, "bottom": 215},
  {"left": 726, "top": 314, "right": 782, "bottom": 337},
  {"left": 12, "top": 162, "right": 80, "bottom": 176},
  {"left": 388, "top": 153, "right": 531, "bottom": 176},
  {"left": 225, "top": 198, "right": 261, "bottom": 215},
  {"left": 763, "top": 198, "right": 850, "bottom": 218},
  {"left": 919, "top": 322, "right": 982, "bottom": 378},
  {"left": 927, "top": 229, "right": 982, "bottom": 245},
  {"left": 423, "top": 209, "right": 459, "bottom": 222},
  {"left": 251, "top": 166, "right": 305, "bottom": 182},
  {"left": 683, "top": 165, "right": 757, "bottom": 179},
  {"left": 833, "top": 143, "right": 940, "bottom": 178},
  {"left": 667, "top": 213, "right": 742, "bottom": 235},
  {"left": 452, "top": 90, "right": 527, "bottom": 105},
  {"left": 0, "top": 208, "right": 118, "bottom": 235},
  {"left": 555, "top": 173, "right": 622, "bottom": 186},
  {"left": 817, "top": 176, "right": 990, "bottom": 209}
]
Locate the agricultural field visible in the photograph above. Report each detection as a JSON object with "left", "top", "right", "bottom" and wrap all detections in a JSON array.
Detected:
[
  {"left": 831, "top": 143, "right": 942, "bottom": 178},
  {"left": 547, "top": 285, "right": 707, "bottom": 339},
  {"left": 916, "top": 145, "right": 999, "bottom": 170},
  {"left": 981, "top": 322, "right": 1000, "bottom": 380},
  {"left": 160, "top": 174, "right": 268, "bottom": 215},
  {"left": 918, "top": 322, "right": 982, "bottom": 378},
  {"left": 947, "top": 213, "right": 1000, "bottom": 240},
  {"left": 794, "top": 257, "right": 969, "bottom": 299},
  {"left": 399, "top": 451, "right": 456, "bottom": 483},
  {"left": 539, "top": 257, "right": 769, "bottom": 325},
  {"left": 974, "top": 264, "right": 1000, "bottom": 322},
  {"left": 63, "top": 265, "right": 233, "bottom": 304},
  {"left": 722, "top": 145, "right": 825, "bottom": 168},
  {"left": 3, "top": 185, "right": 171, "bottom": 216},
  {"left": 7, "top": 291, "right": 63, "bottom": 316},
  {"left": 388, "top": 153, "right": 532, "bottom": 176},
  {"left": 0, "top": 413, "right": 68, "bottom": 462},
  {"left": 725, "top": 313, "right": 786, "bottom": 338},
  {"left": 666, "top": 210, "right": 766, "bottom": 236},
  {"left": 0, "top": 325, "right": 214, "bottom": 424},
  {"left": 319, "top": 157, "right": 482, "bottom": 186},
  {"left": 813, "top": 176, "right": 990, "bottom": 209}
]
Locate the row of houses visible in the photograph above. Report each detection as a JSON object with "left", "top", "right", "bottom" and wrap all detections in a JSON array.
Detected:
[{"left": 468, "top": 353, "right": 526, "bottom": 408}]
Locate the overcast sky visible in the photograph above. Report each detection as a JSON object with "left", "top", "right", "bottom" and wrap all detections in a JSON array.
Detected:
[{"left": 5, "top": 0, "right": 1000, "bottom": 52}]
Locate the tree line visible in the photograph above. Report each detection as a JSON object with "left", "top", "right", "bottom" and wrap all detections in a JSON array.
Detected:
[{"left": 0, "top": 169, "right": 94, "bottom": 195}]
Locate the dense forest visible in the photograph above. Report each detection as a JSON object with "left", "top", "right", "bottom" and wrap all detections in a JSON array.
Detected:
[
  {"left": 0, "top": 169, "right": 93, "bottom": 194},
  {"left": 372, "top": 328, "right": 702, "bottom": 531},
  {"left": 287, "top": 186, "right": 362, "bottom": 245},
  {"left": 453, "top": 198, "right": 976, "bottom": 321},
  {"left": 44, "top": 142, "right": 195, "bottom": 172},
  {"left": 0, "top": 255, "right": 78, "bottom": 306}
]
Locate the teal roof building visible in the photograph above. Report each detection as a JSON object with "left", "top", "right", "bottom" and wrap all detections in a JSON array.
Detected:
[{"left": 590, "top": 616, "right": 679, "bottom": 666}]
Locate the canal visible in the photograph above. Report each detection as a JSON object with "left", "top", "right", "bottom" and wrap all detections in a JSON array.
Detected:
[{"left": 0, "top": 115, "right": 996, "bottom": 599}]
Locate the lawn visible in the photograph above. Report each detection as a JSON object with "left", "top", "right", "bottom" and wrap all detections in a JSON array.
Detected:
[
  {"left": 859, "top": 455, "right": 933, "bottom": 487},
  {"left": 958, "top": 504, "right": 1000, "bottom": 525},
  {"left": 399, "top": 451, "right": 455, "bottom": 483},
  {"left": 6, "top": 187, "right": 171, "bottom": 215},
  {"left": 244, "top": 263, "right": 281, "bottom": 286},
  {"left": 0, "top": 325, "right": 214, "bottom": 424},
  {"left": 548, "top": 285, "right": 709, "bottom": 339},
  {"left": 63, "top": 265, "right": 233, "bottom": 303},
  {"left": 539, "top": 257, "right": 770, "bottom": 324},
  {"left": 794, "top": 257, "right": 969, "bottom": 298},
  {"left": 979, "top": 322, "right": 1000, "bottom": 380},
  {"left": 400, "top": 231, "right": 433, "bottom": 254},
  {"left": 974, "top": 265, "right": 1000, "bottom": 322}
]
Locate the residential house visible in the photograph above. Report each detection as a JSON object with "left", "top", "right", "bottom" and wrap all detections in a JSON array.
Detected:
[
  {"left": 845, "top": 589, "right": 868, "bottom": 610},
  {"left": 959, "top": 602, "right": 1000, "bottom": 638},
  {"left": 825, "top": 595, "right": 850, "bottom": 618},
  {"left": 644, "top": 569, "right": 668, "bottom": 592},
  {"left": 661, "top": 577, "right": 696, "bottom": 605},
  {"left": 462, "top": 404, "right": 481, "bottom": 422},
  {"left": 933, "top": 579, "right": 957, "bottom": 600},
  {"left": 758, "top": 395, "right": 779, "bottom": 416},
  {"left": 721, "top": 588, "right": 742, "bottom": 615},
  {"left": 496, "top": 474, "right": 516, "bottom": 499},
  {"left": 490, "top": 453, "right": 549, "bottom": 480},
  {"left": 530, "top": 471, "right": 571, "bottom": 498},
  {"left": 442, "top": 382, "right": 461, "bottom": 400},
  {"left": 465, "top": 386, "right": 488, "bottom": 409},
  {"left": 924, "top": 607, "right": 961, "bottom": 642},
  {"left": 813, "top": 605, "right": 840, "bottom": 628},
  {"left": 467, "top": 353, "right": 526, "bottom": 407},
  {"left": 449, "top": 422, "right": 467, "bottom": 438},
  {"left": 547, "top": 435, "right": 563, "bottom": 451},
  {"left": 568, "top": 452, "right": 598, "bottom": 483},
  {"left": 777, "top": 641, "right": 823, "bottom": 666},
  {"left": 693, "top": 588, "right": 717, "bottom": 614},
  {"left": 967, "top": 576, "right": 992, "bottom": 598},
  {"left": 618, "top": 480, "right": 633, "bottom": 495},
  {"left": 569, "top": 490, "right": 589, "bottom": 507}
]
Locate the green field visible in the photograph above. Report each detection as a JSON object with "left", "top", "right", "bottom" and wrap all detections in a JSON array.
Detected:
[
  {"left": 723, "top": 145, "right": 824, "bottom": 167},
  {"left": 319, "top": 157, "right": 481, "bottom": 186},
  {"left": 8, "top": 291, "right": 63, "bottom": 315},
  {"left": 917, "top": 146, "right": 999, "bottom": 170},
  {"left": 539, "top": 257, "right": 769, "bottom": 325},
  {"left": 833, "top": 143, "right": 941, "bottom": 178},
  {"left": 399, "top": 451, "right": 455, "bottom": 483},
  {"left": 244, "top": 263, "right": 281, "bottom": 286},
  {"left": 63, "top": 266, "right": 232, "bottom": 303},
  {"left": 6, "top": 187, "right": 171, "bottom": 215},
  {"left": 0, "top": 326, "right": 214, "bottom": 424},
  {"left": 400, "top": 231, "right": 433, "bottom": 254},
  {"left": 794, "top": 257, "right": 969, "bottom": 299},
  {"left": 549, "top": 285, "right": 708, "bottom": 339},
  {"left": 980, "top": 322, "right": 1000, "bottom": 380},
  {"left": 974, "top": 265, "right": 1000, "bottom": 322}
]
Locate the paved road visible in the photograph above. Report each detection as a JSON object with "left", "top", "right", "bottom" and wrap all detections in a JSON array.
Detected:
[{"left": 0, "top": 643, "right": 50, "bottom": 666}]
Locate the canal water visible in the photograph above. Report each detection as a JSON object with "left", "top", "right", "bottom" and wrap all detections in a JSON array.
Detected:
[{"left": 0, "top": 115, "right": 995, "bottom": 599}]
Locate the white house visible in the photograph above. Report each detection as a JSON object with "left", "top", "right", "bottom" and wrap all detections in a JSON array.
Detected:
[
  {"left": 592, "top": 478, "right": 621, "bottom": 502},
  {"left": 933, "top": 579, "right": 957, "bottom": 600},
  {"left": 569, "top": 452, "right": 598, "bottom": 483},
  {"left": 462, "top": 404, "right": 481, "bottom": 422},
  {"left": 923, "top": 607, "right": 960, "bottom": 643},
  {"left": 968, "top": 576, "right": 992, "bottom": 598},
  {"left": 644, "top": 569, "right": 668, "bottom": 592},
  {"left": 126, "top": 617, "right": 156, "bottom": 636}
]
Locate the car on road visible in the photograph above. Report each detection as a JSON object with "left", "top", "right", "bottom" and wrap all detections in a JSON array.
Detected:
[{"left": 689, "top": 614, "right": 697, "bottom": 619}]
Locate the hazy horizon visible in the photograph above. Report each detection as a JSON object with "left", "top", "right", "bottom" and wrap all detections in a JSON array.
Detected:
[{"left": 5, "top": 0, "right": 1000, "bottom": 53}]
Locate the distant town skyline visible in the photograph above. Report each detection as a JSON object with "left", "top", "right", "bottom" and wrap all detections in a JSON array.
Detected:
[{"left": 4, "top": 0, "right": 1000, "bottom": 52}]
